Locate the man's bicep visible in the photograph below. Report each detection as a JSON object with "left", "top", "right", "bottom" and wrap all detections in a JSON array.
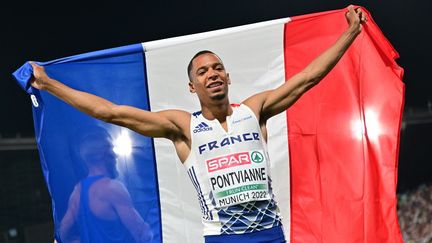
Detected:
[
  {"left": 108, "top": 183, "right": 139, "bottom": 220},
  {"left": 243, "top": 91, "right": 269, "bottom": 122},
  {"left": 109, "top": 182, "right": 151, "bottom": 241},
  {"left": 63, "top": 186, "right": 80, "bottom": 221},
  {"left": 60, "top": 186, "right": 80, "bottom": 240},
  {"left": 260, "top": 72, "right": 310, "bottom": 119},
  {"left": 110, "top": 106, "right": 186, "bottom": 139}
]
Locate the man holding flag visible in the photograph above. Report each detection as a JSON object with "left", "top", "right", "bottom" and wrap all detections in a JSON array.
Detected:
[{"left": 29, "top": 6, "right": 366, "bottom": 243}]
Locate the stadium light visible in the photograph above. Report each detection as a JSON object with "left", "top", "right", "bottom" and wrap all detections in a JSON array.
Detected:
[
  {"left": 352, "top": 109, "right": 382, "bottom": 142},
  {"left": 113, "top": 130, "right": 132, "bottom": 156}
]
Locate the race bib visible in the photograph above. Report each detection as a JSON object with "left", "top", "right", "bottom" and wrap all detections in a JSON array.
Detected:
[{"left": 206, "top": 150, "right": 270, "bottom": 207}]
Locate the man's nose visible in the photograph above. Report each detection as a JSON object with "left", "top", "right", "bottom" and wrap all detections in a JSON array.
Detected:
[{"left": 207, "top": 68, "right": 218, "bottom": 80}]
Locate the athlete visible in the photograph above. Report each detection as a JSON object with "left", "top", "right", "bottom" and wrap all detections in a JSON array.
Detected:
[
  {"left": 30, "top": 6, "right": 366, "bottom": 243},
  {"left": 59, "top": 130, "right": 152, "bottom": 243}
]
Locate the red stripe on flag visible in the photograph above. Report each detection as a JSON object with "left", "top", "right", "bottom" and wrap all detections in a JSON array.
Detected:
[{"left": 284, "top": 7, "right": 404, "bottom": 243}]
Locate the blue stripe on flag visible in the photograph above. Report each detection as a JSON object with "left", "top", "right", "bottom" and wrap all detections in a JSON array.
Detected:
[{"left": 13, "top": 44, "right": 162, "bottom": 242}]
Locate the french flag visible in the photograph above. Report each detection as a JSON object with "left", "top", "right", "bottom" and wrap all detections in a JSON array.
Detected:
[{"left": 13, "top": 7, "right": 404, "bottom": 243}]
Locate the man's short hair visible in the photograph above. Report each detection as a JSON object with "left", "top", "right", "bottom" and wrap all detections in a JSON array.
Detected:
[{"left": 187, "top": 50, "right": 220, "bottom": 81}]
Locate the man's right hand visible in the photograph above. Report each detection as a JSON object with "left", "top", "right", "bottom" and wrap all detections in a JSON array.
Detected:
[{"left": 30, "top": 62, "right": 50, "bottom": 90}]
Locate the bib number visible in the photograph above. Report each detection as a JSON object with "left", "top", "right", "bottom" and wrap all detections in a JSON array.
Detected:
[{"left": 206, "top": 150, "right": 270, "bottom": 207}]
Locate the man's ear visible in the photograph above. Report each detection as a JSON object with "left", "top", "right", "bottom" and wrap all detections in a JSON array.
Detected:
[
  {"left": 227, "top": 73, "right": 231, "bottom": 85},
  {"left": 189, "top": 81, "right": 196, "bottom": 93}
]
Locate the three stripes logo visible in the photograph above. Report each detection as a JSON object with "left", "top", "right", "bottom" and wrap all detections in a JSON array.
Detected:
[{"left": 193, "top": 122, "right": 213, "bottom": 133}]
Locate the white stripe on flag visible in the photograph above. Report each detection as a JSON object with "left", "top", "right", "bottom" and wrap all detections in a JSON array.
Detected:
[
  {"left": 143, "top": 18, "right": 290, "bottom": 51},
  {"left": 144, "top": 19, "right": 291, "bottom": 242}
]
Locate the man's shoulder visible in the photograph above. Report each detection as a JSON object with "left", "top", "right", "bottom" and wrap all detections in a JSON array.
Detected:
[
  {"left": 96, "top": 179, "right": 130, "bottom": 200},
  {"left": 155, "top": 109, "right": 191, "bottom": 129}
]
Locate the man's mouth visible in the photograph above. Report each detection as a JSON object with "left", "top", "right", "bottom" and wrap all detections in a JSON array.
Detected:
[{"left": 207, "top": 81, "right": 223, "bottom": 89}]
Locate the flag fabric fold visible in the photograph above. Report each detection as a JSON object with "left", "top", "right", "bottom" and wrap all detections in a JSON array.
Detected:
[
  {"left": 13, "top": 7, "right": 403, "bottom": 243},
  {"left": 284, "top": 8, "right": 404, "bottom": 243}
]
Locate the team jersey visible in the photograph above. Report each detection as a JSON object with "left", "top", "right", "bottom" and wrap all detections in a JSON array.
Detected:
[
  {"left": 184, "top": 104, "right": 282, "bottom": 236},
  {"left": 76, "top": 175, "right": 134, "bottom": 243}
]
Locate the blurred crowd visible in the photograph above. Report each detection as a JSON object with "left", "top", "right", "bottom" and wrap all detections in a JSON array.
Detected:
[{"left": 398, "top": 183, "right": 432, "bottom": 243}]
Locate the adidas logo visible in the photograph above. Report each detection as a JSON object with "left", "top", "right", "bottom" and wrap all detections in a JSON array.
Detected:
[{"left": 193, "top": 122, "right": 213, "bottom": 133}]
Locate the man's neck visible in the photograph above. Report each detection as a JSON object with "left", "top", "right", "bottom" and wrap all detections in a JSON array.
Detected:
[
  {"left": 200, "top": 101, "right": 233, "bottom": 122},
  {"left": 88, "top": 166, "right": 109, "bottom": 177}
]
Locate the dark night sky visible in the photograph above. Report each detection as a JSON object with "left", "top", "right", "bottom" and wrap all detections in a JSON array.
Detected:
[{"left": 1, "top": 0, "right": 431, "bottom": 137}]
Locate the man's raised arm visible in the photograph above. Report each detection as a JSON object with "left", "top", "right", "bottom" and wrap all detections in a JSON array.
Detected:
[
  {"left": 108, "top": 181, "right": 153, "bottom": 242},
  {"left": 59, "top": 185, "right": 80, "bottom": 243},
  {"left": 30, "top": 63, "right": 189, "bottom": 140},
  {"left": 244, "top": 5, "right": 367, "bottom": 122}
]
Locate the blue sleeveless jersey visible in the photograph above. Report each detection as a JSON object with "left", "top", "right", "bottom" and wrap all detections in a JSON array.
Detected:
[{"left": 77, "top": 175, "right": 134, "bottom": 243}]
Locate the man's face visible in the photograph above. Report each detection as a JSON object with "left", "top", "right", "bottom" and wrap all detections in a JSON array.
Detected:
[
  {"left": 104, "top": 145, "right": 119, "bottom": 179},
  {"left": 189, "top": 53, "right": 230, "bottom": 102},
  {"left": 100, "top": 138, "right": 119, "bottom": 179},
  {"left": 83, "top": 137, "right": 119, "bottom": 179}
]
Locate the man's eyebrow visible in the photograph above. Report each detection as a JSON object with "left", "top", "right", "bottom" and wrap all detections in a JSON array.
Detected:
[
  {"left": 196, "top": 66, "right": 207, "bottom": 73},
  {"left": 213, "top": 63, "right": 224, "bottom": 68},
  {"left": 195, "top": 61, "right": 223, "bottom": 73}
]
